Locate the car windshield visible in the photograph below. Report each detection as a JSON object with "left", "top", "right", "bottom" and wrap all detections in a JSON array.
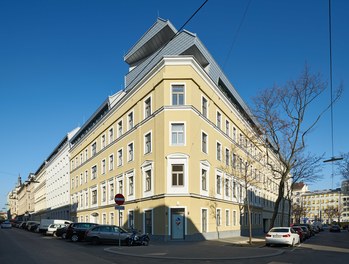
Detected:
[{"left": 270, "top": 228, "right": 289, "bottom": 233}]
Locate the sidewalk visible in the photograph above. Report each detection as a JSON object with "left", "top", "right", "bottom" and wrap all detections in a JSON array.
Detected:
[{"left": 104, "top": 236, "right": 284, "bottom": 260}]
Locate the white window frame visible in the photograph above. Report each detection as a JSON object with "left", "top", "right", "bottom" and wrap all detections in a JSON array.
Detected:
[
  {"left": 215, "top": 170, "right": 223, "bottom": 199},
  {"left": 216, "top": 208, "right": 222, "bottom": 226},
  {"left": 109, "top": 154, "right": 114, "bottom": 171},
  {"left": 171, "top": 83, "right": 185, "bottom": 106},
  {"left": 117, "top": 119, "right": 123, "bottom": 138},
  {"left": 144, "top": 131, "right": 152, "bottom": 154},
  {"left": 225, "top": 209, "right": 230, "bottom": 226},
  {"left": 109, "top": 127, "right": 114, "bottom": 144},
  {"left": 166, "top": 153, "right": 189, "bottom": 194},
  {"left": 200, "top": 161, "right": 210, "bottom": 196},
  {"left": 91, "top": 141, "right": 97, "bottom": 156},
  {"left": 201, "top": 95, "right": 208, "bottom": 118},
  {"left": 101, "top": 159, "right": 106, "bottom": 175},
  {"left": 101, "top": 133, "right": 106, "bottom": 149},
  {"left": 108, "top": 178, "right": 115, "bottom": 203},
  {"left": 144, "top": 95, "right": 152, "bottom": 119},
  {"left": 126, "top": 171, "right": 135, "bottom": 200},
  {"left": 90, "top": 186, "right": 98, "bottom": 207},
  {"left": 201, "top": 130, "right": 208, "bottom": 154},
  {"left": 141, "top": 161, "right": 154, "bottom": 197},
  {"left": 216, "top": 111, "right": 222, "bottom": 129},
  {"left": 117, "top": 148, "right": 123, "bottom": 167},
  {"left": 170, "top": 122, "right": 185, "bottom": 146},
  {"left": 127, "top": 110, "right": 134, "bottom": 131},
  {"left": 91, "top": 165, "right": 97, "bottom": 180},
  {"left": 216, "top": 141, "right": 222, "bottom": 161},
  {"left": 127, "top": 142, "right": 134, "bottom": 162},
  {"left": 117, "top": 174, "right": 124, "bottom": 195},
  {"left": 101, "top": 182, "right": 106, "bottom": 204}
]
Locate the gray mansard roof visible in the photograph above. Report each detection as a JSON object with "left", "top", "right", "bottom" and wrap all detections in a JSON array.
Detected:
[{"left": 124, "top": 18, "right": 258, "bottom": 128}]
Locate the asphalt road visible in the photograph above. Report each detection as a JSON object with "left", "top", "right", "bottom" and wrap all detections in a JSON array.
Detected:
[{"left": 1, "top": 227, "right": 348, "bottom": 264}]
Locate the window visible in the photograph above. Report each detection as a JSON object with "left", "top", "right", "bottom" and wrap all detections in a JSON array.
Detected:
[
  {"left": 128, "top": 210, "right": 134, "bottom": 228},
  {"left": 102, "top": 185, "right": 106, "bottom": 202},
  {"left": 80, "top": 153, "right": 83, "bottom": 164},
  {"left": 144, "top": 132, "right": 151, "bottom": 154},
  {"left": 128, "top": 176, "right": 134, "bottom": 196},
  {"left": 172, "top": 84, "right": 184, "bottom": 105},
  {"left": 109, "top": 182, "right": 114, "bottom": 201},
  {"left": 109, "top": 154, "right": 114, "bottom": 171},
  {"left": 72, "top": 178, "right": 75, "bottom": 189},
  {"left": 128, "top": 143, "right": 134, "bottom": 162},
  {"left": 91, "top": 165, "right": 97, "bottom": 179},
  {"left": 201, "top": 169, "right": 207, "bottom": 191},
  {"left": 216, "top": 175, "right": 221, "bottom": 195},
  {"left": 232, "top": 153, "right": 237, "bottom": 169},
  {"left": 216, "top": 142, "right": 222, "bottom": 161},
  {"left": 233, "top": 211, "right": 237, "bottom": 226},
  {"left": 145, "top": 169, "right": 151, "bottom": 192},
  {"left": 144, "top": 97, "right": 151, "bottom": 118},
  {"left": 145, "top": 210, "right": 152, "bottom": 234},
  {"left": 128, "top": 111, "right": 134, "bottom": 130},
  {"left": 109, "top": 127, "right": 114, "bottom": 144},
  {"left": 91, "top": 142, "right": 97, "bottom": 156},
  {"left": 117, "top": 149, "right": 123, "bottom": 166},
  {"left": 101, "top": 134, "right": 106, "bottom": 149},
  {"left": 101, "top": 159, "right": 106, "bottom": 174},
  {"left": 216, "top": 112, "right": 221, "bottom": 129},
  {"left": 85, "top": 192, "right": 88, "bottom": 207},
  {"left": 202, "top": 209, "right": 207, "bottom": 233},
  {"left": 85, "top": 170, "right": 88, "bottom": 183},
  {"left": 216, "top": 209, "right": 221, "bottom": 226},
  {"left": 226, "top": 210, "right": 230, "bottom": 226},
  {"left": 117, "top": 120, "right": 123, "bottom": 138},
  {"left": 102, "top": 213, "right": 106, "bottom": 224},
  {"left": 171, "top": 123, "right": 184, "bottom": 145},
  {"left": 202, "top": 132, "right": 207, "bottom": 153},
  {"left": 233, "top": 127, "right": 236, "bottom": 142},
  {"left": 85, "top": 149, "right": 88, "bottom": 161},
  {"left": 202, "top": 96, "right": 208, "bottom": 117},
  {"left": 92, "top": 189, "right": 97, "bottom": 205},
  {"left": 225, "top": 148, "right": 230, "bottom": 166},
  {"left": 226, "top": 120, "right": 230, "bottom": 136},
  {"left": 225, "top": 178, "right": 230, "bottom": 197},
  {"left": 110, "top": 213, "right": 114, "bottom": 225},
  {"left": 118, "top": 179, "right": 123, "bottom": 194},
  {"left": 172, "top": 164, "right": 184, "bottom": 186}
]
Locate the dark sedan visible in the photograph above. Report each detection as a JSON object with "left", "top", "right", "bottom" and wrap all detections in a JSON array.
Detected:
[
  {"left": 85, "top": 225, "right": 133, "bottom": 245},
  {"left": 65, "top": 222, "right": 99, "bottom": 242},
  {"left": 329, "top": 225, "right": 341, "bottom": 232}
]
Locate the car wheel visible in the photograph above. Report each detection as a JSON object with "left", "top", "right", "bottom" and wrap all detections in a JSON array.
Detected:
[
  {"left": 142, "top": 239, "right": 149, "bottom": 246},
  {"left": 291, "top": 239, "right": 295, "bottom": 247},
  {"left": 53, "top": 231, "right": 56, "bottom": 237},
  {"left": 71, "top": 234, "right": 79, "bottom": 242},
  {"left": 62, "top": 233, "right": 66, "bottom": 239},
  {"left": 265, "top": 243, "right": 270, "bottom": 247}
]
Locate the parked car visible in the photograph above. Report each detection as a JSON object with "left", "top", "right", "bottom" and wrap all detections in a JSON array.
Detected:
[
  {"left": 46, "top": 224, "right": 69, "bottom": 236},
  {"left": 298, "top": 224, "right": 315, "bottom": 236},
  {"left": 292, "top": 226, "right": 305, "bottom": 242},
  {"left": 26, "top": 221, "right": 40, "bottom": 232},
  {"left": 299, "top": 226, "right": 311, "bottom": 239},
  {"left": 1, "top": 221, "right": 12, "bottom": 229},
  {"left": 85, "top": 225, "right": 133, "bottom": 245},
  {"left": 65, "top": 222, "right": 98, "bottom": 242},
  {"left": 265, "top": 227, "right": 300, "bottom": 247},
  {"left": 329, "top": 225, "right": 341, "bottom": 232},
  {"left": 55, "top": 225, "right": 68, "bottom": 239}
]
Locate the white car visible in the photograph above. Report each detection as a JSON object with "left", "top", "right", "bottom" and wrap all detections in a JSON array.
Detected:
[
  {"left": 46, "top": 224, "right": 67, "bottom": 236},
  {"left": 265, "top": 227, "right": 300, "bottom": 247},
  {"left": 1, "top": 221, "right": 12, "bottom": 229}
]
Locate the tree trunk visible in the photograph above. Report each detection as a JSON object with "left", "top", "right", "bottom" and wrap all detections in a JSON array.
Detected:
[{"left": 270, "top": 179, "right": 285, "bottom": 229}]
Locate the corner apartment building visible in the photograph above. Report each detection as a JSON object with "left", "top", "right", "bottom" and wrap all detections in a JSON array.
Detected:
[{"left": 69, "top": 18, "right": 286, "bottom": 240}]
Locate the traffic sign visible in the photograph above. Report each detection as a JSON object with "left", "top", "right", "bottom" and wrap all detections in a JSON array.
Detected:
[
  {"left": 114, "top": 193, "right": 125, "bottom": 205},
  {"left": 115, "top": 205, "right": 125, "bottom": 210}
]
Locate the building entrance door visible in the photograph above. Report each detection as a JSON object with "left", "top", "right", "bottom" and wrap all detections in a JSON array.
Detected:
[{"left": 171, "top": 208, "right": 185, "bottom": 240}]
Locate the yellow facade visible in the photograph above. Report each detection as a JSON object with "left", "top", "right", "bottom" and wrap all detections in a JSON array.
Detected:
[{"left": 69, "top": 57, "right": 277, "bottom": 240}]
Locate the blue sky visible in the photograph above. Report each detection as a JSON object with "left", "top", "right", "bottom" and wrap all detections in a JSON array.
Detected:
[{"left": 1, "top": 0, "right": 348, "bottom": 209}]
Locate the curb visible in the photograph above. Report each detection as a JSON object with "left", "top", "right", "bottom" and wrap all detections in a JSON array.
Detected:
[{"left": 104, "top": 246, "right": 284, "bottom": 260}]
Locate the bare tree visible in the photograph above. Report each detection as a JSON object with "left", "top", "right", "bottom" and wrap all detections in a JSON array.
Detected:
[
  {"left": 337, "top": 152, "right": 349, "bottom": 180},
  {"left": 285, "top": 152, "right": 324, "bottom": 225},
  {"left": 221, "top": 131, "right": 265, "bottom": 244},
  {"left": 323, "top": 205, "right": 339, "bottom": 224},
  {"left": 252, "top": 65, "right": 341, "bottom": 229}
]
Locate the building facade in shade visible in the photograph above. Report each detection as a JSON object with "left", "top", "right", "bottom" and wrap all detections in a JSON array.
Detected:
[
  {"left": 69, "top": 18, "right": 288, "bottom": 240},
  {"left": 16, "top": 174, "right": 37, "bottom": 221},
  {"left": 43, "top": 128, "right": 80, "bottom": 220}
]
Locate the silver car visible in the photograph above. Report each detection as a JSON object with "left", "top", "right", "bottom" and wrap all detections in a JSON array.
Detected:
[{"left": 85, "top": 225, "right": 133, "bottom": 245}]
